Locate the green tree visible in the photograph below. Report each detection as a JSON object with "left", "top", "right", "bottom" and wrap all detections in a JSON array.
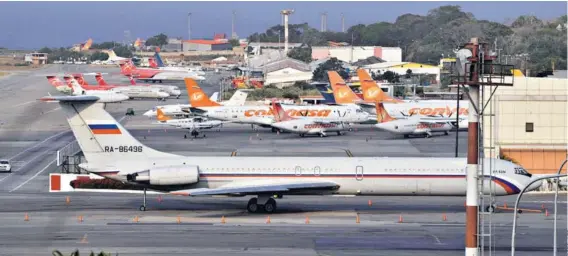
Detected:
[
  {"left": 405, "top": 69, "right": 412, "bottom": 78},
  {"left": 312, "top": 57, "right": 349, "bottom": 82},
  {"left": 113, "top": 45, "right": 133, "bottom": 58},
  {"left": 90, "top": 41, "right": 117, "bottom": 49},
  {"left": 38, "top": 47, "right": 52, "bottom": 54},
  {"left": 287, "top": 46, "right": 312, "bottom": 63},
  {"left": 145, "top": 33, "right": 168, "bottom": 46},
  {"left": 90, "top": 51, "right": 109, "bottom": 61},
  {"left": 382, "top": 71, "right": 400, "bottom": 83},
  {"left": 228, "top": 39, "right": 240, "bottom": 47}
]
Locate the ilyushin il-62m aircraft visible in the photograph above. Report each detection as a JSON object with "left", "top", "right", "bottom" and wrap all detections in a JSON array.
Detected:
[{"left": 40, "top": 95, "right": 540, "bottom": 213}]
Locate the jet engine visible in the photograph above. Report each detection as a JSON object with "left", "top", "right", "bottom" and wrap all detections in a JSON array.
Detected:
[{"left": 126, "top": 165, "right": 199, "bottom": 185}]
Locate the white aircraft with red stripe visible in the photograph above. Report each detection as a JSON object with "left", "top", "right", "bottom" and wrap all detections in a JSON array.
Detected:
[{"left": 40, "top": 95, "right": 540, "bottom": 213}]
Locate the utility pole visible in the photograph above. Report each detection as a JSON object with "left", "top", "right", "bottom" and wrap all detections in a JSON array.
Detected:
[
  {"left": 231, "top": 10, "right": 237, "bottom": 39},
  {"left": 187, "top": 12, "right": 192, "bottom": 40},
  {"left": 341, "top": 13, "right": 345, "bottom": 33}
]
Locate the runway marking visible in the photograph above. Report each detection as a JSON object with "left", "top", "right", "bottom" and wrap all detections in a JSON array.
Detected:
[
  {"left": 9, "top": 100, "right": 36, "bottom": 109},
  {"left": 7, "top": 129, "right": 69, "bottom": 161},
  {"left": 429, "top": 234, "right": 443, "bottom": 245},
  {"left": 0, "top": 151, "right": 50, "bottom": 183},
  {"left": 43, "top": 107, "right": 61, "bottom": 115},
  {"left": 9, "top": 159, "right": 55, "bottom": 192}
]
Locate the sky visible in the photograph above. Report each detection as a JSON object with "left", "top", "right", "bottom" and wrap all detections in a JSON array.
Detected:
[{"left": 0, "top": 1, "right": 566, "bottom": 50}]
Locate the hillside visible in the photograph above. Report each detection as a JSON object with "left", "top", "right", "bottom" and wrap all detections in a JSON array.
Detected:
[{"left": 248, "top": 5, "right": 567, "bottom": 74}]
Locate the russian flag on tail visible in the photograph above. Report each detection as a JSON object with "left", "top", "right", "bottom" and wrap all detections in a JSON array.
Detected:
[{"left": 88, "top": 123, "right": 122, "bottom": 134}]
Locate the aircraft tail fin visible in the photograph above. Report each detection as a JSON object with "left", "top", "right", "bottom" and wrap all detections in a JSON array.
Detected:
[
  {"left": 156, "top": 108, "right": 172, "bottom": 122},
  {"left": 119, "top": 61, "right": 136, "bottom": 75},
  {"left": 357, "top": 69, "right": 403, "bottom": 103},
  {"left": 184, "top": 78, "right": 221, "bottom": 107},
  {"left": 39, "top": 96, "right": 173, "bottom": 164},
  {"left": 126, "top": 75, "right": 137, "bottom": 85},
  {"left": 95, "top": 73, "right": 108, "bottom": 86},
  {"left": 209, "top": 92, "right": 219, "bottom": 102},
  {"left": 73, "top": 74, "right": 88, "bottom": 86},
  {"left": 46, "top": 76, "right": 64, "bottom": 87},
  {"left": 271, "top": 99, "right": 294, "bottom": 122},
  {"left": 327, "top": 71, "right": 361, "bottom": 104},
  {"left": 226, "top": 90, "right": 249, "bottom": 106},
  {"left": 66, "top": 76, "right": 85, "bottom": 95},
  {"left": 154, "top": 52, "right": 165, "bottom": 67},
  {"left": 82, "top": 39, "right": 93, "bottom": 51},
  {"left": 315, "top": 84, "right": 336, "bottom": 104},
  {"left": 376, "top": 103, "right": 396, "bottom": 123}
]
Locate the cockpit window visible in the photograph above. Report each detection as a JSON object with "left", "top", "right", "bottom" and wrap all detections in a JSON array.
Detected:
[{"left": 514, "top": 167, "right": 532, "bottom": 178}]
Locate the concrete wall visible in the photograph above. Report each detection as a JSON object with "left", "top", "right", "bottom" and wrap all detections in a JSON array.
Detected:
[
  {"left": 183, "top": 42, "right": 212, "bottom": 52},
  {"left": 482, "top": 77, "right": 568, "bottom": 174}
]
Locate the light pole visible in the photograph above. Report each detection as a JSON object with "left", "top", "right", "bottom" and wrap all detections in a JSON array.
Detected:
[{"left": 511, "top": 173, "right": 567, "bottom": 256}]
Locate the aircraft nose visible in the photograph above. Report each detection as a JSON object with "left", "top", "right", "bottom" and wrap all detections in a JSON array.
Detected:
[
  {"left": 143, "top": 110, "right": 154, "bottom": 117},
  {"left": 159, "top": 92, "right": 170, "bottom": 98}
]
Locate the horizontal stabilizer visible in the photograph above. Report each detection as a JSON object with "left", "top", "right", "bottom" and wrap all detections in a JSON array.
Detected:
[{"left": 39, "top": 95, "right": 100, "bottom": 102}]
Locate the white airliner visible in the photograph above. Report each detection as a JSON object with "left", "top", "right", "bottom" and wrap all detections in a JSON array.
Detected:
[
  {"left": 270, "top": 101, "right": 354, "bottom": 137},
  {"left": 40, "top": 95, "right": 540, "bottom": 213},
  {"left": 63, "top": 75, "right": 170, "bottom": 100},
  {"left": 142, "top": 90, "right": 250, "bottom": 118},
  {"left": 155, "top": 108, "right": 224, "bottom": 138},
  {"left": 185, "top": 78, "right": 370, "bottom": 129},
  {"left": 374, "top": 103, "right": 455, "bottom": 138},
  {"left": 330, "top": 70, "right": 470, "bottom": 129},
  {"left": 64, "top": 79, "right": 129, "bottom": 103}
]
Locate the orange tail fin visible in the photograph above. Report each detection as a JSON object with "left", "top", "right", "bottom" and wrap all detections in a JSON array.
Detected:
[
  {"left": 184, "top": 78, "right": 221, "bottom": 107},
  {"left": 271, "top": 99, "right": 294, "bottom": 122},
  {"left": 72, "top": 74, "right": 88, "bottom": 86},
  {"left": 46, "top": 76, "right": 64, "bottom": 87},
  {"left": 62, "top": 75, "right": 73, "bottom": 87},
  {"left": 327, "top": 71, "right": 361, "bottom": 104},
  {"left": 357, "top": 69, "right": 403, "bottom": 103},
  {"left": 95, "top": 73, "right": 108, "bottom": 86},
  {"left": 156, "top": 108, "right": 172, "bottom": 122},
  {"left": 376, "top": 103, "right": 396, "bottom": 123}
]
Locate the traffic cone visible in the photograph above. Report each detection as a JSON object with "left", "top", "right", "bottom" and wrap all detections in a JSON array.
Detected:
[
  {"left": 134, "top": 216, "right": 139, "bottom": 223},
  {"left": 504, "top": 202, "right": 508, "bottom": 208},
  {"left": 79, "top": 234, "right": 88, "bottom": 244},
  {"left": 356, "top": 213, "right": 360, "bottom": 224},
  {"left": 65, "top": 196, "right": 70, "bottom": 205},
  {"left": 177, "top": 215, "right": 181, "bottom": 224},
  {"left": 545, "top": 209, "right": 549, "bottom": 217},
  {"left": 305, "top": 216, "right": 310, "bottom": 224},
  {"left": 266, "top": 216, "right": 271, "bottom": 224},
  {"left": 442, "top": 214, "right": 447, "bottom": 221},
  {"left": 398, "top": 215, "right": 404, "bottom": 223},
  {"left": 78, "top": 215, "right": 83, "bottom": 223},
  {"left": 24, "top": 213, "right": 29, "bottom": 221},
  {"left": 221, "top": 216, "right": 226, "bottom": 224},
  {"left": 368, "top": 200, "right": 372, "bottom": 207}
]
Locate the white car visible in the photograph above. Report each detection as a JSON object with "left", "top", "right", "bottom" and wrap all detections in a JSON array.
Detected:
[{"left": 0, "top": 160, "right": 11, "bottom": 172}]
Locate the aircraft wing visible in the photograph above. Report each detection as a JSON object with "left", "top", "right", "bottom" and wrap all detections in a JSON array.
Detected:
[{"left": 170, "top": 180, "right": 339, "bottom": 196}]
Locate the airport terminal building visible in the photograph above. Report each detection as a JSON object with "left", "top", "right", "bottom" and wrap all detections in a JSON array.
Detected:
[{"left": 482, "top": 76, "right": 567, "bottom": 177}]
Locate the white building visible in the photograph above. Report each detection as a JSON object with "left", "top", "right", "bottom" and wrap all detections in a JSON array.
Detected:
[
  {"left": 361, "top": 62, "right": 441, "bottom": 85},
  {"left": 482, "top": 76, "right": 567, "bottom": 178},
  {"left": 312, "top": 46, "right": 402, "bottom": 63},
  {"left": 261, "top": 58, "right": 312, "bottom": 88}
]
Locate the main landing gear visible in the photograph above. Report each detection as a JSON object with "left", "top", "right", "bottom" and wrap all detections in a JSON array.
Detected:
[
  {"left": 246, "top": 196, "right": 277, "bottom": 214},
  {"left": 139, "top": 188, "right": 147, "bottom": 211}
]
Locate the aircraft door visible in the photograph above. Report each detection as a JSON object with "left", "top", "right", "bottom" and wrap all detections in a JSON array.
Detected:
[{"left": 355, "top": 166, "right": 363, "bottom": 181}]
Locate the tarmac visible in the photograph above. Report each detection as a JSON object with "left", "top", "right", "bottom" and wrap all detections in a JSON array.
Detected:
[{"left": 0, "top": 64, "right": 565, "bottom": 256}]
